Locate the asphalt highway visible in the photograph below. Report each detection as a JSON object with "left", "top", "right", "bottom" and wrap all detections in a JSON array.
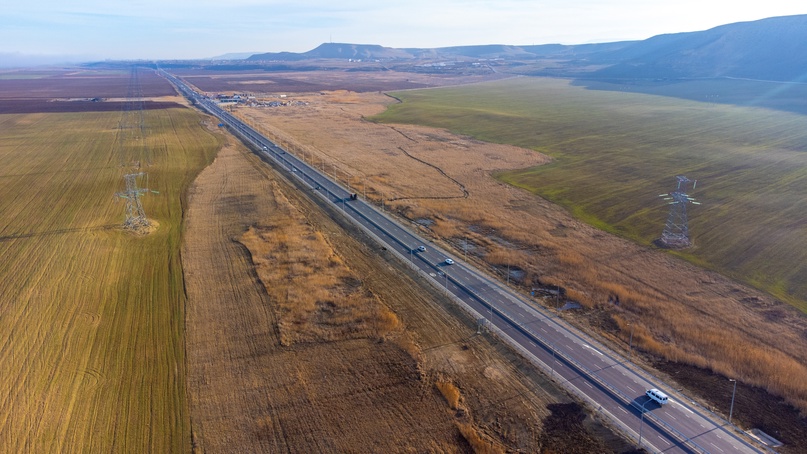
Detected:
[{"left": 161, "top": 70, "right": 762, "bottom": 454}]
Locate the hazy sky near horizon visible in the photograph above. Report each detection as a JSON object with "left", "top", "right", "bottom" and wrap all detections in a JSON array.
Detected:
[{"left": 1, "top": 0, "right": 805, "bottom": 61}]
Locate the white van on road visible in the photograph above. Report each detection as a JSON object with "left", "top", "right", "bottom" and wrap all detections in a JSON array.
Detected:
[{"left": 646, "top": 388, "right": 669, "bottom": 405}]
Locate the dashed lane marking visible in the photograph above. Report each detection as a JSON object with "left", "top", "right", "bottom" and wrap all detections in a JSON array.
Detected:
[{"left": 582, "top": 344, "right": 604, "bottom": 355}]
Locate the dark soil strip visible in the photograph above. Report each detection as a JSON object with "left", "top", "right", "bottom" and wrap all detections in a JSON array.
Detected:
[
  {"left": 380, "top": 126, "right": 469, "bottom": 201},
  {"left": 389, "top": 146, "right": 469, "bottom": 201},
  {"left": 0, "top": 100, "right": 183, "bottom": 114},
  {"left": 538, "top": 403, "right": 614, "bottom": 453},
  {"left": 654, "top": 360, "right": 807, "bottom": 452},
  {"left": 0, "top": 225, "right": 117, "bottom": 242}
]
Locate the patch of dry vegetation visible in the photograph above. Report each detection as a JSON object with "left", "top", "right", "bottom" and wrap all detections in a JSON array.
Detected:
[
  {"left": 436, "top": 377, "right": 506, "bottom": 454},
  {"left": 436, "top": 379, "right": 462, "bottom": 410},
  {"left": 239, "top": 181, "right": 402, "bottom": 345},
  {"left": 457, "top": 422, "right": 505, "bottom": 454}
]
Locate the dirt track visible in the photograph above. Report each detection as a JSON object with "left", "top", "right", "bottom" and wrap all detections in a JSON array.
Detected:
[{"left": 181, "top": 123, "right": 629, "bottom": 452}]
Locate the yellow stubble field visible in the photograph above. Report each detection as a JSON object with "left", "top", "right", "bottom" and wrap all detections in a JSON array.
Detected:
[{"left": 0, "top": 108, "right": 219, "bottom": 452}]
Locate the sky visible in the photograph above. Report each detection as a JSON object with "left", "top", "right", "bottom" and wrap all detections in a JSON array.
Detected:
[{"left": 1, "top": 0, "right": 805, "bottom": 62}]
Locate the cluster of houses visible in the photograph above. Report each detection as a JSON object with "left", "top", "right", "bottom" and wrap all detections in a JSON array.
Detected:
[{"left": 211, "top": 93, "right": 308, "bottom": 108}]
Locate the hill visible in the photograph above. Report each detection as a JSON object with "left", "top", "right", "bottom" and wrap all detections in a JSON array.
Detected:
[
  {"left": 247, "top": 41, "right": 634, "bottom": 62},
  {"left": 589, "top": 15, "right": 807, "bottom": 82},
  {"left": 244, "top": 15, "right": 807, "bottom": 83},
  {"left": 248, "top": 43, "right": 416, "bottom": 61}
]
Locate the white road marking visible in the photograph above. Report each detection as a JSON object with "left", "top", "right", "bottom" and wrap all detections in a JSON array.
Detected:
[
  {"left": 710, "top": 442, "right": 725, "bottom": 453},
  {"left": 618, "top": 407, "right": 628, "bottom": 414}
]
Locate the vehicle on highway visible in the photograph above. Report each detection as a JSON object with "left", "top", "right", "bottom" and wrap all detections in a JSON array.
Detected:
[
  {"left": 646, "top": 388, "right": 669, "bottom": 405},
  {"left": 444, "top": 258, "right": 454, "bottom": 265},
  {"left": 417, "top": 246, "right": 426, "bottom": 252}
]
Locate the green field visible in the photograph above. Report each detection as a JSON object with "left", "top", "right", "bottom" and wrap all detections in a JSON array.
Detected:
[
  {"left": 0, "top": 108, "right": 219, "bottom": 452},
  {"left": 374, "top": 77, "right": 807, "bottom": 312}
]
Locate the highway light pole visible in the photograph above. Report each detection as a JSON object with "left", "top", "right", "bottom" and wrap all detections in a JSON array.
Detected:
[
  {"left": 729, "top": 379, "right": 737, "bottom": 424},
  {"left": 506, "top": 262, "right": 510, "bottom": 286},
  {"left": 629, "top": 324, "right": 634, "bottom": 362},
  {"left": 556, "top": 285, "right": 560, "bottom": 309},
  {"left": 550, "top": 340, "right": 556, "bottom": 377}
]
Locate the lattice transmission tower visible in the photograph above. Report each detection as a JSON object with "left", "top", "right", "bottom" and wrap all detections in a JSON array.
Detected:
[
  {"left": 115, "top": 172, "right": 150, "bottom": 231},
  {"left": 658, "top": 175, "right": 700, "bottom": 248}
]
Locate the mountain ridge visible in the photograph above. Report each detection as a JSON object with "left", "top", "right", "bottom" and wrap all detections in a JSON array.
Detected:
[{"left": 245, "top": 14, "right": 807, "bottom": 83}]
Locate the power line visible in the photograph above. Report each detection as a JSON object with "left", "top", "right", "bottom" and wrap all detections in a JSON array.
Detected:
[
  {"left": 118, "top": 66, "right": 149, "bottom": 168},
  {"left": 658, "top": 175, "right": 701, "bottom": 248}
]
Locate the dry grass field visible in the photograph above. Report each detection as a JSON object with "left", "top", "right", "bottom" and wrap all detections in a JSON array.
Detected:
[
  {"left": 0, "top": 107, "right": 219, "bottom": 452},
  {"left": 233, "top": 84, "right": 807, "bottom": 448},
  {"left": 181, "top": 127, "right": 622, "bottom": 452}
]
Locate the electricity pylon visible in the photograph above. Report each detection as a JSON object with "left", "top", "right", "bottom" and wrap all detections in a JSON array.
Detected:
[
  {"left": 659, "top": 176, "right": 700, "bottom": 248},
  {"left": 115, "top": 172, "right": 150, "bottom": 231}
]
